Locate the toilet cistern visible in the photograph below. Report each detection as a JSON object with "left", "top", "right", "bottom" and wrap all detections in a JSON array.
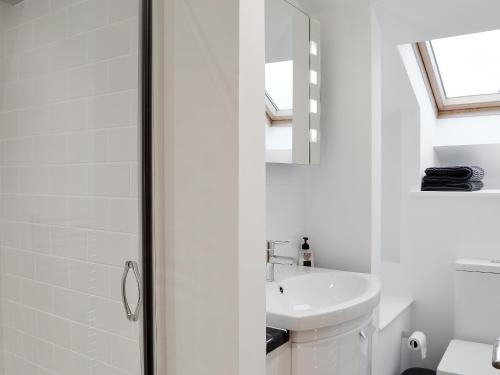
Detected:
[{"left": 266, "top": 240, "right": 296, "bottom": 282}]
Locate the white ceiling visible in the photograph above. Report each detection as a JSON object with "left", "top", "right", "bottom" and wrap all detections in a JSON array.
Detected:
[
  {"left": 372, "top": 0, "right": 500, "bottom": 43},
  {"left": 303, "top": 0, "right": 500, "bottom": 43}
]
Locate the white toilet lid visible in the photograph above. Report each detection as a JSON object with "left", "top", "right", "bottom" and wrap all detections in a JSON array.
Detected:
[{"left": 438, "top": 340, "right": 498, "bottom": 375}]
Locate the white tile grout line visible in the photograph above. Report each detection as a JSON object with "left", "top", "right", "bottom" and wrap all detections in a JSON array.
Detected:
[
  {"left": 0, "top": 87, "right": 138, "bottom": 117},
  {"left": 0, "top": 7, "right": 138, "bottom": 48},
  {"left": 0, "top": 218, "right": 139, "bottom": 235},
  {"left": 0, "top": 161, "right": 139, "bottom": 169},
  {"left": 0, "top": 51, "right": 140, "bottom": 87},
  {"left": 0, "top": 271, "right": 126, "bottom": 305},
  {"left": 0, "top": 298, "right": 141, "bottom": 342},
  {"left": 0, "top": 247, "right": 137, "bottom": 276},
  {"left": 2, "top": 345, "right": 138, "bottom": 375}
]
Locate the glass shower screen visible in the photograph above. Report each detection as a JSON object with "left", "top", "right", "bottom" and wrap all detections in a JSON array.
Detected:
[{"left": 0, "top": 1, "right": 147, "bottom": 374}]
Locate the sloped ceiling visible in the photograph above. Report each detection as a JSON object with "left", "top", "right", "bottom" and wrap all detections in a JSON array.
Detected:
[{"left": 372, "top": 0, "right": 500, "bottom": 43}]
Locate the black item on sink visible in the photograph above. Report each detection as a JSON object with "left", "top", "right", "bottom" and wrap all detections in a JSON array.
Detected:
[
  {"left": 266, "top": 327, "right": 289, "bottom": 354},
  {"left": 401, "top": 368, "right": 436, "bottom": 375}
]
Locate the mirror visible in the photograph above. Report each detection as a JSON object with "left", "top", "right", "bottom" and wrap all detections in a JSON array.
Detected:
[{"left": 265, "top": 0, "right": 320, "bottom": 164}]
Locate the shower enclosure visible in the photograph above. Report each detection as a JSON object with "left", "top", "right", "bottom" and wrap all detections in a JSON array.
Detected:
[{"left": 0, "top": 0, "right": 153, "bottom": 374}]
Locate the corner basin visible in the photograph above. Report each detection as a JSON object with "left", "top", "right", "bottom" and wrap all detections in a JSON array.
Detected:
[{"left": 266, "top": 265, "right": 381, "bottom": 331}]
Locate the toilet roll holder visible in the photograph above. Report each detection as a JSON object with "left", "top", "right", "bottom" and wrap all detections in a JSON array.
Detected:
[{"left": 402, "top": 330, "right": 427, "bottom": 360}]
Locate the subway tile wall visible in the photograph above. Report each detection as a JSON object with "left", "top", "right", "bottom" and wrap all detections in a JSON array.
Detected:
[{"left": 0, "top": 1, "right": 141, "bottom": 374}]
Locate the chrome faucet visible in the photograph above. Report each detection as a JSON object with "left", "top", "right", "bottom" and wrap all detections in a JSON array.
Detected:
[
  {"left": 266, "top": 240, "right": 296, "bottom": 282},
  {"left": 493, "top": 338, "right": 500, "bottom": 369}
]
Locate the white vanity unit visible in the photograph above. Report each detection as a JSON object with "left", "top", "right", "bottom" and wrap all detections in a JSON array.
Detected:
[
  {"left": 267, "top": 342, "right": 292, "bottom": 375},
  {"left": 266, "top": 266, "right": 381, "bottom": 375}
]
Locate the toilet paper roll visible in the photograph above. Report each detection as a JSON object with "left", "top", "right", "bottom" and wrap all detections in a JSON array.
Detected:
[{"left": 407, "top": 331, "right": 427, "bottom": 360}]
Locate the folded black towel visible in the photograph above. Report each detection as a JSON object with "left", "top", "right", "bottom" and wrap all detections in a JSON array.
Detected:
[
  {"left": 421, "top": 181, "right": 484, "bottom": 192},
  {"left": 424, "top": 166, "right": 484, "bottom": 182},
  {"left": 422, "top": 176, "right": 480, "bottom": 184}
]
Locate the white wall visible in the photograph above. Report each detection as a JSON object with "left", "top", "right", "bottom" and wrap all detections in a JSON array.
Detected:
[
  {"left": 375, "top": 0, "right": 500, "bottom": 370},
  {"left": 436, "top": 115, "right": 500, "bottom": 147},
  {"left": 163, "top": 0, "right": 266, "bottom": 374},
  {"left": 374, "top": 306, "right": 412, "bottom": 375},
  {"left": 266, "top": 0, "right": 383, "bottom": 273},
  {"left": 266, "top": 164, "right": 307, "bottom": 259},
  {"left": 0, "top": 1, "right": 142, "bottom": 375},
  {"left": 381, "top": 111, "right": 401, "bottom": 263},
  {"left": 302, "top": 0, "right": 381, "bottom": 273}
]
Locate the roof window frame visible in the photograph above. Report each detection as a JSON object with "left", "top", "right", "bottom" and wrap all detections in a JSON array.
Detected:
[{"left": 416, "top": 40, "right": 500, "bottom": 117}]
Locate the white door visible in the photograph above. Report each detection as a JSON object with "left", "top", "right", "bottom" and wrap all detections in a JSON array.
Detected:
[{"left": 0, "top": 1, "right": 146, "bottom": 374}]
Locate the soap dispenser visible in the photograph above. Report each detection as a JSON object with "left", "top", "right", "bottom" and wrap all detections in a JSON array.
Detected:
[{"left": 299, "top": 237, "right": 314, "bottom": 267}]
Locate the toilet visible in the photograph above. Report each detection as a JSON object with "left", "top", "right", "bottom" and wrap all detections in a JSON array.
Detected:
[{"left": 437, "top": 259, "right": 500, "bottom": 375}]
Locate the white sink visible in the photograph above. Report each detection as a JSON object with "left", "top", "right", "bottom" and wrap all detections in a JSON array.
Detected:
[{"left": 266, "top": 265, "right": 381, "bottom": 331}]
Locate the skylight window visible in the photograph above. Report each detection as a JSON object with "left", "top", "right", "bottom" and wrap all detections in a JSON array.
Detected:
[{"left": 417, "top": 29, "right": 500, "bottom": 115}]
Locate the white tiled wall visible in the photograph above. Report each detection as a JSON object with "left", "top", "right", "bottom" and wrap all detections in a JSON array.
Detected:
[{"left": 0, "top": 1, "right": 141, "bottom": 374}]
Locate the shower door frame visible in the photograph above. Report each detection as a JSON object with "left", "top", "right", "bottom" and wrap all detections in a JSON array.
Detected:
[{"left": 140, "top": 0, "right": 155, "bottom": 374}]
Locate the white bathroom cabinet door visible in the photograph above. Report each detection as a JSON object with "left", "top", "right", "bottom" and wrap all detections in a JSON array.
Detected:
[
  {"left": 267, "top": 343, "right": 292, "bottom": 375},
  {"left": 291, "top": 327, "right": 371, "bottom": 375}
]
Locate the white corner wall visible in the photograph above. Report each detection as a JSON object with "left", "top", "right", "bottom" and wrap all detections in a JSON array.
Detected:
[
  {"left": 239, "top": 0, "right": 266, "bottom": 373},
  {"left": 266, "top": 0, "right": 383, "bottom": 273},
  {"left": 163, "top": 0, "right": 266, "bottom": 374},
  {"left": 303, "top": 0, "right": 381, "bottom": 273},
  {"left": 398, "top": 44, "right": 436, "bottom": 176}
]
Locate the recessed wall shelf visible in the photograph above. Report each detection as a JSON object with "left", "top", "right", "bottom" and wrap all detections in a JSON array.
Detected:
[
  {"left": 434, "top": 143, "right": 500, "bottom": 188},
  {"left": 410, "top": 190, "right": 500, "bottom": 198}
]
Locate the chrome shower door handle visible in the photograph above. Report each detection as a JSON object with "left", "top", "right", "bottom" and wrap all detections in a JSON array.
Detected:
[{"left": 121, "top": 261, "right": 142, "bottom": 322}]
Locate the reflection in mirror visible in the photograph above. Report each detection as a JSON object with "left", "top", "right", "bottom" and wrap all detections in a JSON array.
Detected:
[
  {"left": 265, "top": 0, "right": 320, "bottom": 165},
  {"left": 266, "top": 60, "right": 293, "bottom": 114}
]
